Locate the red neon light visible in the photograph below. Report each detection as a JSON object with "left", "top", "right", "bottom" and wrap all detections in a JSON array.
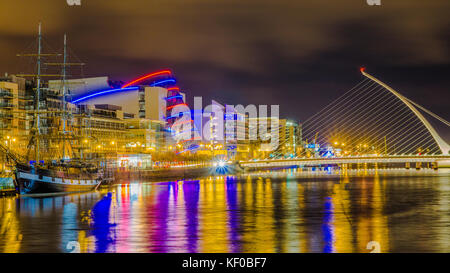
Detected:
[
  {"left": 167, "top": 103, "right": 187, "bottom": 110},
  {"left": 167, "top": 87, "right": 180, "bottom": 91},
  {"left": 122, "top": 70, "right": 172, "bottom": 88},
  {"left": 360, "top": 67, "right": 366, "bottom": 73}
]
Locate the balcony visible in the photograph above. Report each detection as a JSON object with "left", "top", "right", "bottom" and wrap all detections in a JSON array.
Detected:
[
  {"left": 0, "top": 90, "right": 13, "bottom": 98},
  {"left": 0, "top": 103, "right": 15, "bottom": 108},
  {"left": 0, "top": 114, "right": 13, "bottom": 119}
]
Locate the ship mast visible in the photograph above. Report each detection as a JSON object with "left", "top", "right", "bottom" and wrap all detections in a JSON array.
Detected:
[
  {"left": 56, "top": 34, "right": 85, "bottom": 160},
  {"left": 62, "top": 34, "right": 67, "bottom": 159},
  {"left": 17, "top": 22, "right": 62, "bottom": 162},
  {"left": 44, "top": 34, "right": 85, "bottom": 161},
  {"left": 17, "top": 23, "right": 85, "bottom": 163},
  {"left": 35, "top": 22, "right": 42, "bottom": 163}
]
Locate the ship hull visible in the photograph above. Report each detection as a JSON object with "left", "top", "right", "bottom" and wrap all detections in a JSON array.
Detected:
[{"left": 16, "top": 169, "right": 101, "bottom": 195}]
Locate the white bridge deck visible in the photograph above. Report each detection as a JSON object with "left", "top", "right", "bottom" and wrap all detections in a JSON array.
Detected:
[{"left": 240, "top": 155, "right": 450, "bottom": 168}]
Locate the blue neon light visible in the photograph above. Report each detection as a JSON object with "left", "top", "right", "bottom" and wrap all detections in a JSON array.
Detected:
[
  {"left": 150, "top": 79, "right": 176, "bottom": 87},
  {"left": 165, "top": 111, "right": 190, "bottom": 120},
  {"left": 72, "top": 86, "right": 139, "bottom": 104},
  {"left": 165, "top": 95, "right": 183, "bottom": 100}
]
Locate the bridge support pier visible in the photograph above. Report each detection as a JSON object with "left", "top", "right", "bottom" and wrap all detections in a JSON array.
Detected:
[
  {"left": 416, "top": 162, "right": 422, "bottom": 170},
  {"left": 432, "top": 162, "right": 438, "bottom": 170},
  {"left": 405, "top": 162, "right": 410, "bottom": 169}
]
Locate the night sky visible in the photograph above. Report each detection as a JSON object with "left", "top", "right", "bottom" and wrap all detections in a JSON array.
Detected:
[{"left": 1, "top": 0, "right": 449, "bottom": 139}]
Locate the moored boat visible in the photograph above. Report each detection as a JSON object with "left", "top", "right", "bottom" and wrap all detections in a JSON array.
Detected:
[
  {"left": 2, "top": 24, "right": 111, "bottom": 195},
  {"left": 15, "top": 162, "right": 103, "bottom": 194}
]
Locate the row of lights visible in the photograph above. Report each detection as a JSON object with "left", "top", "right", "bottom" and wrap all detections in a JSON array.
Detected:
[{"left": 4, "top": 135, "right": 16, "bottom": 146}]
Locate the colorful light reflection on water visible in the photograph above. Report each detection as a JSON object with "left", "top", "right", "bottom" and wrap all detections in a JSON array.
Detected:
[{"left": 0, "top": 169, "right": 449, "bottom": 253}]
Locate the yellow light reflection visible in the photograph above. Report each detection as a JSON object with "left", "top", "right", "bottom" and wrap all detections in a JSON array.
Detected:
[
  {"left": 199, "top": 178, "right": 229, "bottom": 252},
  {"left": 0, "top": 198, "right": 22, "bottom": 253},
  {"left": 240, "top": 177, "right": 275, "bottom": 252},
  {"left": 331, "top": 176, "right": 354, "bottom": 253}
]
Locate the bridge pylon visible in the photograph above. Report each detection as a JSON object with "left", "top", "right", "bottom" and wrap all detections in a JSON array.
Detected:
[{"left": 361, "top": 70, "right": 450, "bottom": 155}]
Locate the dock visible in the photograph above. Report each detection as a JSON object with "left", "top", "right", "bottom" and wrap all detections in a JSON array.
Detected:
[{"left": 0, "top": 188, "right": 16, "bottom": 196}]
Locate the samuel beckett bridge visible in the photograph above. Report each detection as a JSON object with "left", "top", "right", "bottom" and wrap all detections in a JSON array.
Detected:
[{"left": 241, "top": 69, "right": 450, "bottom": 169}]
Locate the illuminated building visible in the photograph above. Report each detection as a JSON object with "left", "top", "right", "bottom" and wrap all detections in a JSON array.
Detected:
[
  {"left": 246, "top": 117, "right": 281, "bottom": 159},
  {"left": 67, "top": 83, "right": 180, "bottom": 151},
  {"left": 39, "top": 87, "right": 64, "bottom": 142},
  {"left": 114, "top": 119, "right": 165, "bottom": 168},
  {"left": 74, "top": 104, "right": 128, "bottom": 159},
  {"left": 48, "top": 76, "right": 110, "bottom": 97},
  {"left": 188, "top": 101, "right": 251, "bottom": 160},
  {"left": 208, "top": 100, "right": 226, "bottom": 147},
  {"left": 224, "top": 105, "right": 248, "bottom": 160},
  {"left": 65, "top": 71, "right": 195, "bottom": 154},
  {"left": 278, "top": 119, "right": 302, "bottom": 157},
  {"left": 139, "top": 86, "right": 185, "bottom": 122},
  {"left": 66, "top": 77, "right": 187, "bottom": 148},
  {"left": 124, "top": 118, "right": 165, "bottom": 152},
  {"left": 0, "top": 74, "right": 31, "bottom": 155},
  {"left": 73, "top": 103, "right": 167, "bottom": 161},
  {"left": 245, "top": 118, "right": 302, "bottom": 158}
]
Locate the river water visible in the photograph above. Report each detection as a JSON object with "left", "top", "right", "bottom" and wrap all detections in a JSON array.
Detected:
[{"left": 0, "top": 168, "right": 449, "bottom": 253}]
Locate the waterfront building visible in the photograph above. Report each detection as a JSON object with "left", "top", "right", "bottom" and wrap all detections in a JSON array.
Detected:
[
  {"left": 124, "top": 118, "right": 165, "bottom": 153},
  {"left": 245, "top": 117, "right": 302, "bottom": 158},
  {"left": 64, "top": 77, "right": 186, "bottom": 124},
  {"left": 62, "top": 77, "right": 188, "bottom": 151},
  {"left": 72, "top": 103, "right": 167, "bottom": 162},
  {"left": 278, "top": 119, "right": 302, "bottom": 157},
  {"left": 0, "top": 73, "right": 301, "bottom": 163},
  {"left": 74, "top": 104, "right": 128, "bottom": 159},
  {"left": 0, "top": 75, "right": 31, "bottom": 156},
  {"left": 140, "top": 86, "right": 176, "bottom": 121},
  {"left": 224, "top": 105, "right": 249, "bottom": 160},
  {"left": 48, "top": 76, "right": 110, "bottom": 98},
  {"left": 246, "top": 116, "right": 281, "bottom": 159},
  {"left": 116, "top": 118, "right": 165, "bottom": 168},
  {"left": 192, "top": 100, "right": 250, "bottom": 160}
]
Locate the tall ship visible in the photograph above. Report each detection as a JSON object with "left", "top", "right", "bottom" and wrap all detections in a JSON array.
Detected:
[{"left": 1, "top": 23, "right": 110, "bottom": 195}]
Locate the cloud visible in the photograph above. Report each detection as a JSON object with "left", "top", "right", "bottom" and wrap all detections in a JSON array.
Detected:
[{"left": 1, "top": 1, "right": 448, "bottom": 69}]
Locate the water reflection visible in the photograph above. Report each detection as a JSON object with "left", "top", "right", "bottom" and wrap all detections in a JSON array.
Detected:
[{"left": 0, "top": 169, "right": 449, "bottom": 253}]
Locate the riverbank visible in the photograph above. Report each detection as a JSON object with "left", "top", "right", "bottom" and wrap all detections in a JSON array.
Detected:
[{"left": 114, "top": 162, "right": 245, "bottom": 182}]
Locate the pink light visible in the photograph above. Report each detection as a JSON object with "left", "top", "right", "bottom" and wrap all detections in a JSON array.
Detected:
[{"left": 122, "top": 70, "right": 172, "bottom": 88}]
